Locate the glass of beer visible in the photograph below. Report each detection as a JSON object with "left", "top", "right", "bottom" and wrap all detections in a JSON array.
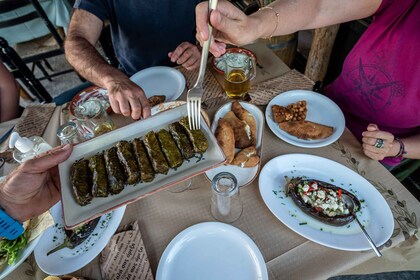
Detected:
[
  {"left": 223, "top": 54, "right": 256, "bottom": 99},
  {"left": 74, "top": 99, "right": 115, "bottom": 138}
]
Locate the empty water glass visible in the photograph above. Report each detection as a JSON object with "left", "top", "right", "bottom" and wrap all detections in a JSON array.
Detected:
[{"left": 210, "top": 172, "right": 243, "bottom": 223}]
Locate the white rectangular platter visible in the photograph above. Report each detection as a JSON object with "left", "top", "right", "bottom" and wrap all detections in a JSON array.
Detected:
[{"left": 59, "top": 104, "right": 226, "bottom": 228}]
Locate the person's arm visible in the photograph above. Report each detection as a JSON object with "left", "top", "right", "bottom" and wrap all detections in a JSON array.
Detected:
[
  {"left": 196, "top": 0, "right": 383, "bottom": 57},
  {"left": 0, "top": 144, "right": 73, "bottom": 223},
  {"left": 398, "top": 134, "right": 420, "bottom": 160},
  {"left": 65, "top": 10, "right": 150, "bottom": 120},
  {"left": 0, "top": 62, "right": 20, "bottom": 122}
]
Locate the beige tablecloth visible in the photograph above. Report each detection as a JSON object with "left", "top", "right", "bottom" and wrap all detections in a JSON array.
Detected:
[
  {"left": 1, "top": 54, "right": 419, "bottom": 279},
  {"left": 2, "top": 101, "right": 419, "bottom": 280}
]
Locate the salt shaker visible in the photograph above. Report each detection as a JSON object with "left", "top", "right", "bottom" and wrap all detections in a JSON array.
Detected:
[
  {"left": 210, "top": 172, "right": 243, "bottom": 223},
  {"left": 57, "top": 121, "right": 84, "bottom": 144}
]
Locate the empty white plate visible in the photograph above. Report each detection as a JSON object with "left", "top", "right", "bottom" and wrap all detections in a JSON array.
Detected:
[
  {"left": 130, "top": 66, "right": 185, "bottom": 101},
  {"left": 156, "top": 222, "right": 268, "bottom": 280}
]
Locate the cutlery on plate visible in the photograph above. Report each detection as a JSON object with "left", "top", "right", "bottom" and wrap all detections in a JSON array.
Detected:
[
  {"left": 342, "top": 194, "right": 382, "bottom": 257},
  {"left": 187, "top": 0, "right": 218, "bottom": 130}
]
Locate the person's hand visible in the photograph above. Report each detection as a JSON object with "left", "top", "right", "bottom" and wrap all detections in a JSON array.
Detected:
[
  {"left": 106, "top": 77, "right": 151, "bottom": 120},
  {"left": 168, "top": 42, "right": 201, "bottom": 70},
  {"left": 196, "top": 0, "right": 254, "bottom": 57},
  {"left": 362, "top": 124, "right": 395, "bottom": 160},
  {"left": 0, "top": 144, "right": 73, "bottom": 223}
]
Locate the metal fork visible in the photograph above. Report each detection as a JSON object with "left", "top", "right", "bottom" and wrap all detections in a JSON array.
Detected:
[{"left": 187, "top": 0, "right": 218, "bottom": 130}]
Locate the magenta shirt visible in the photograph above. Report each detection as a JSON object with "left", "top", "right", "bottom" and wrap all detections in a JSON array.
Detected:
[{"left": 325, "top": 0, "right": 420, "bottom": 166}]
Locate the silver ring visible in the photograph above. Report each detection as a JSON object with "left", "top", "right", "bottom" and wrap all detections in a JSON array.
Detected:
[{"left": 374, "top": 138, "right": 384, "bottom": 149}]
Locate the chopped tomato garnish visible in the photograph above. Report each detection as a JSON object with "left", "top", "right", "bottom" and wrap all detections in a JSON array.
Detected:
[
  {"left": 315, "top": 207, "right": 323, "bottom": 212},
  {"left": 337, "top": 189, "right": 343, "bottom": 198}
]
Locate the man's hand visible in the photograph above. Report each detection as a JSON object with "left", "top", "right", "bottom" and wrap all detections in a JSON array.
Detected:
[
  {"left": 0, "top": 144, "right": 73, "bottom": 223},
  {"left": 362, "top": 124, "right": 396, "bottom": 161},
  {"left": 168, "top": 42, "right": 201, "bottom": 70},
  {"left": 106, "top": 78, "right": 151, "bottom": 120}
]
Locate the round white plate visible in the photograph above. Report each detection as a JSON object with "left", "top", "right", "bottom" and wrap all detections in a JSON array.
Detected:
[
  {"left": 205, "top": 101, "right": 264, "bottom": 187},
  {"left": 259, "top": 154, "right": 394, "bottom": 251},
  {"left": 266, "top": 90, "right": 345, "bottom": 148},
  {"left": 34, "top": 202, "right": 126, "bottom": 275},
  {"left": 156, "top": 222, "right": 268, "bottom": 280},
  {"left": 0, "top": 235, "right": 41, "bottom": 279},
  {"left": 130, "top": 66, "right": 185, "bottom": 101}
]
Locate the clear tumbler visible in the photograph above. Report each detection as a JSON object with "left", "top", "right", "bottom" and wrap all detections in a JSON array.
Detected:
[{"left": 210, "top": 172, "right": 243, "bottom": 223}]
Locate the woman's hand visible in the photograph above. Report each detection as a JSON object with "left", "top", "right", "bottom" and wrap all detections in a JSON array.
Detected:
[
  {"left": 362, "top": 124, "right": 397, "bottom": 160},
  {"left": 168, "top": 42, "right": 201, "bottom": 70},
  {"left": 195, "top": 0, "right": 253, "bottom": 57},
  {"left": 0, "top": 144, "right": 73, "bottom": 223}
]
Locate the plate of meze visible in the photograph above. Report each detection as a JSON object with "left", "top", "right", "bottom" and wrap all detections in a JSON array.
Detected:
[
  {"left": 266, "top": 90, "right": 345, "bottom": 148},
  {"left": 59, "top": 104, "right": 226, "bottom": 229},
  {"left": 259, "top": 154, "right": 394, "bottom": 251},
  {"left": 205, "top": 101, "right": 264, "bottom": 187}
]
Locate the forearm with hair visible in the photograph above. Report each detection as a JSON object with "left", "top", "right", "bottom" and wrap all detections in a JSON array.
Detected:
[{"left": 65, "top": 35, "right": 127, "bottom": 88}]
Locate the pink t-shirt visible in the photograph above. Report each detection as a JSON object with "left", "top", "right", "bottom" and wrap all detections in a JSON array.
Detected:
[{"left": 325, "top": 0, "right": 420, "bottom": 166}]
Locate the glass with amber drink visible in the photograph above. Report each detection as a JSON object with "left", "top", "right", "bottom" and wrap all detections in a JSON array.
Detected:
[
  {"left": 224, "top": 54, "right": 256, "bottom": 99},
  {"left": 74, "top": 99, "right": 115, "bottom": 139}
]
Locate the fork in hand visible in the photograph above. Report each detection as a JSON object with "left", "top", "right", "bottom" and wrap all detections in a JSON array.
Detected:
[{"left": 187, "top": 0, "right": 218, "bottom": 130}]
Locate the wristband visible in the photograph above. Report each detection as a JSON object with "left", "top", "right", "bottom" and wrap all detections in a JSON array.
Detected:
[
  {"left": 0, "top": 207, "right": 24, "bottom": 240},
  {"left": 392, "top": 138, "right": 406, "bottom": 159}
]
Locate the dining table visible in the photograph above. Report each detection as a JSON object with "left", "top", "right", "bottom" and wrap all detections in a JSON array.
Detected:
[{"left": 1, "top": 44, "right": 419, "bottom": 280}]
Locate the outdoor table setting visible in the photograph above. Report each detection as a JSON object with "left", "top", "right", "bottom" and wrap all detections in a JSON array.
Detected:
[{"left": 0, "top": 42, "right": 419, "bottom": 280}]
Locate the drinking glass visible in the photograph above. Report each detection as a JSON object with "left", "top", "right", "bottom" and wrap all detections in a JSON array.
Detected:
[
  {"left": 73, "top": 99, "right": 115, "bottom": 139},
  {"left": 57, "top": 121, "right": 85, "bottom": 144},
  {"left": 210, "top": 172, "right": 243, "bottom": 223},
  {"left": 166, "top": 179, "right": 193, "bottom": 193},
  {"left": 224, "top": 54, "right": 256, "bottom": 99}
]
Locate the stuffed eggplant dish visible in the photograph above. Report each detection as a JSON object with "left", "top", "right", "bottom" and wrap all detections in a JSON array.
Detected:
[{"left": 286, "top": 177, "right": 361, "bottom": 226}]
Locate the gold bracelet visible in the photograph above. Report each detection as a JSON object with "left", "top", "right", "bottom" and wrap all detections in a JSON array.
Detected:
[{"left": 258, "top": 6, "right": 280, "bottom": 40}]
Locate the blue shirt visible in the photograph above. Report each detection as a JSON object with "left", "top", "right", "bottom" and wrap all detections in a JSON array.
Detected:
[{"left": 74, "top": 0, "right": 201, "bottom": 76}]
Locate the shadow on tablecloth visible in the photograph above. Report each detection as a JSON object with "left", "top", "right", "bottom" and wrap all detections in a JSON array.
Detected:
[{"left": 329, "top": 271, "right": 420, "bottom": 280}]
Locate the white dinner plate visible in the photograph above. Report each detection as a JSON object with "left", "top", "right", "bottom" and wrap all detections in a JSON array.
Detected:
[
  {"left": 0, "top": 236, "right": 41, "bottom": 279},
  {"left": 265, "top": 90, "right": 345, "bottom": 148},
  {"left": 130, "top": 66, "right": 185, "bottom": 101},
  {"left": 156, "top": 222, "right": 268, "bottom": 280},
  {"left": 59, "top": 104, "right": 226, "bottom": 228},
  {"left": 259, "top": 154, "right": 394, "bottom": 251},
  {"left": 205, "top": 101, "right": 264, "bottom": 187},
  {"left": 34, "top": 202, "right": 126, "bottom": 276}
]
